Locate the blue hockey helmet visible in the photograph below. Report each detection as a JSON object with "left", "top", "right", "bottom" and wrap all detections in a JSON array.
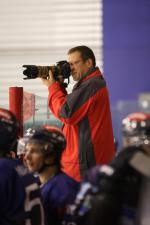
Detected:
[{"left": 26, "top": 125, "right": 66, "bottom": 160}]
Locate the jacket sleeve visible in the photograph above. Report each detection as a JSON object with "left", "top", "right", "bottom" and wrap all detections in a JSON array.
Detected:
[{"left": 48, "top": 78, "right": 105, "bottom": 125}]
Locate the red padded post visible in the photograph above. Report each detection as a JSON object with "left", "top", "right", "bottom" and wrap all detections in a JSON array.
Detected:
[{"left": 9, "top": 87, "right": 23, "bottom": 137}]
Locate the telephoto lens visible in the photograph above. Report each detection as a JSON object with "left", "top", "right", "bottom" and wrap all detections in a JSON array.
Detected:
[
  {"left": 22, "top": 60, "right": 71, "bottom": 81},
  {"left": 22, "top": 65, "right": 42, "bottom": 79}
]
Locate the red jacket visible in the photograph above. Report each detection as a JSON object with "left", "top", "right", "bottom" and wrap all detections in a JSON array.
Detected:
[{"left": 48, "top": 68, "right": 115, "bottom": 181}]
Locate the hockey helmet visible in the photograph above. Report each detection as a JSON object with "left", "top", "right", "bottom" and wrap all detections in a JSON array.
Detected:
[
  {"left": 0, "top": 108, "right": 20, "bottom": 151},
  {"left": 122, "top": 112, "right": 150, "bottom": 147}
]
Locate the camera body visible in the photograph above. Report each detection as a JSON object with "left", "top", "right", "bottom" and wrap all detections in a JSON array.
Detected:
[{"left": 22, "top": 60, "right": 71, "bottom": 81}]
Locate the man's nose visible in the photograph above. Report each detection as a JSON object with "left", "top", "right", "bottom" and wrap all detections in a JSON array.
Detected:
[
  {"left": 24, "top": 151, "right": 30, "bottom": 160},
  {"left": 70, "top": 64, "right": 75, "bottom": 70}
]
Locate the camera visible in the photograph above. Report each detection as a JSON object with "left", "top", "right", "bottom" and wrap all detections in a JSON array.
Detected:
[{"left": 22, "top": 60, "right": 71, "bottom": 82}]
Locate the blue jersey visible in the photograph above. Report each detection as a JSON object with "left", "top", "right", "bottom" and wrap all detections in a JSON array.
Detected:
[
  {"left": 63, "top": 146, "right": 145, "bottom": 225},
  {"left": 40, "top": 172, "right": 79, "bottom": 225},
  {"left": 0, "top": 158, "right": 45, "bottom": 225}
]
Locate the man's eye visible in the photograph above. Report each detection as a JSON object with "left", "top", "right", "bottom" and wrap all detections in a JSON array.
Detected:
[{"left": 26, "top": 149, "right": 35, "bottom": 154}]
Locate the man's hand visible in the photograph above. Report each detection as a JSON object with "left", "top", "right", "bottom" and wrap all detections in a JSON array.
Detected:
[{"left": 40, "top": 70, "right": 56, "bottom": 87}]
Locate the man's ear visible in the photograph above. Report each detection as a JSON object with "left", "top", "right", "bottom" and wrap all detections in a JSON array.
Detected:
[
  {"left": 86, "top": 58, "right": 93, "bottom": 68},
  {"left": 45, "top": 155, "right": 55, "bottom": 165},
  {"left": 143, "top": 144, "right": 150, "bottom": 156}
]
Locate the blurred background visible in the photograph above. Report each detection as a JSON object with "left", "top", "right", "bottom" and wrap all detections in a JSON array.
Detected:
[{"left": 0, "top": 0, "right": 150, "bottom": 149}]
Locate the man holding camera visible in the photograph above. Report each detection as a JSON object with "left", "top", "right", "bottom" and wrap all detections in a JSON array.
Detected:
[{"left": 41, "top": 45, "right": 115, "bottom": 182}]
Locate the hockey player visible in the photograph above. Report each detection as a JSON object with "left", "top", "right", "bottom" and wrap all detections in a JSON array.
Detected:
[
  {"left": 24, "top": 126, "right": 79, "bottom": 225},
  {"left": 0, "top": 108, "right": 45, "bottom": 225}
]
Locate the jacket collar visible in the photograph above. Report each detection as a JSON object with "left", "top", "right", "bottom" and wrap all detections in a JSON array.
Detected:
[{"left": 73, "top": 67, "right": 102, "bottom": 90}]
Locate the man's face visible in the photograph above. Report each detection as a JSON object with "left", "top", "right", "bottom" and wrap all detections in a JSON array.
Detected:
[
  {"left": 24, "top": 143, "right": 45, "bottom": 173},
  {"left": 68, "top": 51, "right": 93, "bottom": 81}
]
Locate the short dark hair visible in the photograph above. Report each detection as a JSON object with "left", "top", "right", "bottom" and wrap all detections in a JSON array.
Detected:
[{"left": 68, "top": 45, "right": 96, "bottom": 67}]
